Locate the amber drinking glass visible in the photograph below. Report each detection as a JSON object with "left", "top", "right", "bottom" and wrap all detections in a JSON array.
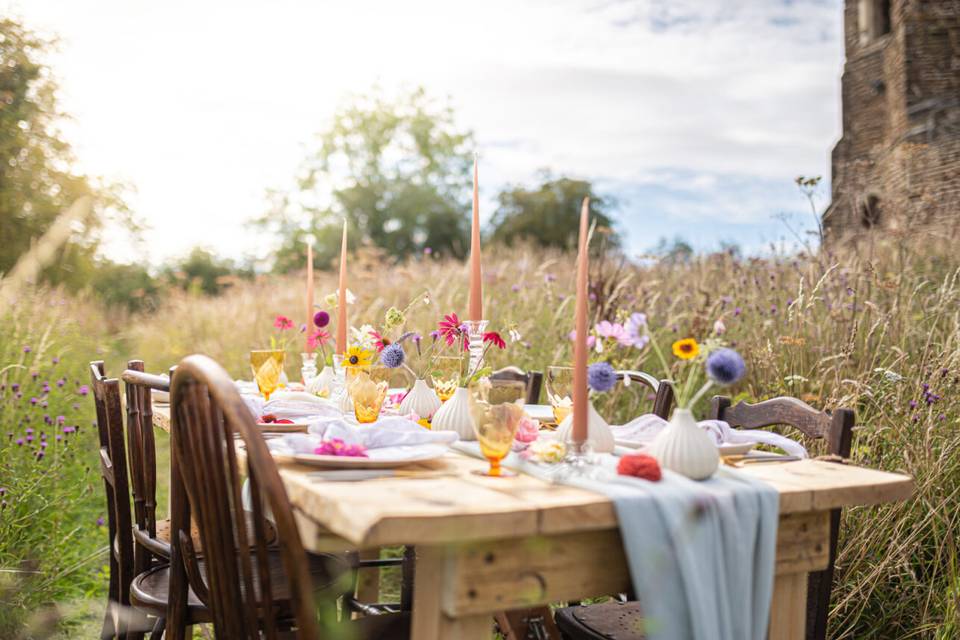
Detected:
[
  {"left": 468, "top": 379, "right": 526, "bottom": 477},
  {"left": 348, "top": 367, "right": 389, "bottom": 423},
  {"left": 431, "top": 355, "right": 463, "bottom": 402},
  {"left": 546, "top": 365, "right": 574, "bottom": 424},
  {"left": 250, "top": 350, "right": 286, "bottom": 401}
]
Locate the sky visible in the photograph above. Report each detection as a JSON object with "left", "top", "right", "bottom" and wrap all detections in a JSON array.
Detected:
[{"left": 7, "top": 0, "right": 844, "bottom": 264}]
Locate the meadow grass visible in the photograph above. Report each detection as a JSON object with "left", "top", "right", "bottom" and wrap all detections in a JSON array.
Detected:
[{"left": 3, "top": 234, "right": 960, "bottom": 637}]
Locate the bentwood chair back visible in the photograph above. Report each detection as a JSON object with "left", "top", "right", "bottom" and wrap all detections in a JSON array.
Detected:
[
  {"left": 120, "top": 362, "right": 171, "bottom": 576},
  {"left": 90, "top": 361, "right": 136, "bottom": 639},
  {"left": 167, "top": 354, "right": 348, "bottom": 640},
  {"left": 709, "top": 396, "right": 854, "bottom": 640},
  {"left": 491, "top": 366, "right": 544, "bottom": 404},
  {"left": 616, "top": 370, "right": 675, "bottom": 419}
]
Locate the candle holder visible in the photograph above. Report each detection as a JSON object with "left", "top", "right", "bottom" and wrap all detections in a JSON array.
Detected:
[
  {"left": 464, "top": 320, "right": 489, "bottom": 374},
  {"left": 329, "top": 354, "right": 348, "bottom": 403},
  {"left": 300, "top": 352, "right": 318, "bottom": 385},
  {"left": 550, "top": 440, "right": 608, "bottom": 481}
]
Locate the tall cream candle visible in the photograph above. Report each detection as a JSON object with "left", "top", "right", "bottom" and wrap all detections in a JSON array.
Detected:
[
  {"left": 305, "top": 237, "right": 314, "bottom": 353},
  {"left": 572, "top": 197, "right": 590, "bottom": 445},
  {"left": 468, "top": 152, "right": 483, "bottom": 322},
  {"left": 336, "top": 219, "right": 348, "bottom": 356}
]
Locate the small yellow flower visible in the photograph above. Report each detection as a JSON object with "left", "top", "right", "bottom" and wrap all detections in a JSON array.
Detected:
[
  {"left": 343, "top": 345, "right": 374, "bottom": 371},
  {"left": 416, "top": 417, "right": 432, "bottom": 430},
  {"left": 672, "top": 338, "right": 700, "bottom": 360}
]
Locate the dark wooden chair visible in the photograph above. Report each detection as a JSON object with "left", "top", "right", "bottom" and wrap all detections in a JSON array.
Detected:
[
  {"left": 491, "top": 366, "right": 544, "bottom": 404},
  {"left": 160, "top": 354, "right": 407, "bottom": 640},
  {"left": 92, "top": 361, "right": 196, "bottom": 640},
  {"left": 710, "top": 395, "right": 854, "bottom": 640},
  {"left": 617, "top": 370, "right": 674, "bottom": 419}
]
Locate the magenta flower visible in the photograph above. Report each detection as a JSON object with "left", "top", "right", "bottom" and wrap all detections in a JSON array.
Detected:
[
  {"left": 78, "top": 385, "right": 89, "bottom": 396},
  {"left": 22, "top": 346, "right": 31, "bottom": 353},
  {"left": 438, "top": 313, "right": 464, "bottom": 346},
  {"left": 314, "top": 438, "right": 368, "bottom": 457},
  {"left": 568, "top": 330, "right": 597, "bottom": 349},
  {"left": 314, "top": 310, "right": 330, "bottom": 328},
  {"left": 274, "top": 315, "right": 294, "bottom": 330},
  {"left": 483, "top": 332, "right": 506, "bottom": 349}
]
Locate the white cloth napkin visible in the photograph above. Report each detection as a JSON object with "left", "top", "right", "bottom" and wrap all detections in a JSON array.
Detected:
[
  {"left": 613, "top": 414, "right": 808, "bottom": 458},
  {"left": 265, "top": 415, "right": 458, "bottom": 459},
  {"left": 241, "top": 390, "right": 340, "bottom": 422},
  {"left": 452, "top": 443, "right": 779, "bottom": 640}
]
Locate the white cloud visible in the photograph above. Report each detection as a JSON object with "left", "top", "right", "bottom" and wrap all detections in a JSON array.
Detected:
[{"left": 6, "top": 0, "right": 843, "bottom": 262}]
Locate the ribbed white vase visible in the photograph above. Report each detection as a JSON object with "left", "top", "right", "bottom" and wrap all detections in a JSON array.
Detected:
[
  {"left": 399, "top": 379, "right": 442, "bottom": 420},
  {"left": 649, "top": 408, "right": 719, "bottom": 480},
  {"left": 556, "top": 401, "right": 615, "bottom": 453},
  {"left": 430, "top": 387, "right": 475, "bottom": 440}
]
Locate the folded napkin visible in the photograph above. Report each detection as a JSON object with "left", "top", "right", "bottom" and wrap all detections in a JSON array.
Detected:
[
  {"left": 241, "top": 390, "right": 340, "bottom": 422},
  {"left": 266, "top": 416, "right": 458, "bottom": 459},
  {"left": 453, "top": 443, "right": 778, "bottom": 640},
  {"left": 613, "top": 413, "right": 808, "bottom": 458}
]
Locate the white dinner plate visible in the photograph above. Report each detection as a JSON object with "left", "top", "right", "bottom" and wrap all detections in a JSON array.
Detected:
[
  {"left": 256, "top": 421, "right": 310, "bottom": 433},
  {"left": 267, "top": 444, "right": 449, "bottom": 469},
  {"left": 525, "top": 404, "right": 556, "bottom": 423}
]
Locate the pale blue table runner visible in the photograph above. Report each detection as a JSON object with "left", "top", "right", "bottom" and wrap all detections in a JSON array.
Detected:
[{"left": 452, "top": 443, "right": 779, "bottom": 640}]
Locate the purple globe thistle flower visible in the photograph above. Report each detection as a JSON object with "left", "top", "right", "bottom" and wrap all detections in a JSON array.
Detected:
[
  {"left": 705, "top": 348, "right": 747, "bottom": 385},
  {"left": 380, "top": 343, "right": 406, "bottom": 369},
  {"left": 314, "top": 310, "right": 330, "bottom": 328},
  {"left": 587, "top": 362, "right": 618, "bottom": 392}
]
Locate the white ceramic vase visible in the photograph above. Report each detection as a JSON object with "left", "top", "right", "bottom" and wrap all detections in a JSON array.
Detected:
[
  {"left": 649, "top": 408, "right": 719, "bottom": 480},
  {"left": 430, "top": 387, "right": 475, "bottom": 440},
  {"left": 399, "top": 379, "right": 442, "bottom": 420},
  {"left": 307, "top": 365, "right": 336, "bottom": 397},
  {"left": 556, "top": 401, "right": 615, "bottom": 453}
]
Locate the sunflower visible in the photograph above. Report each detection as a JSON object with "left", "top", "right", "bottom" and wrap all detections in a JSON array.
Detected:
[
  {"left": 343, "top": 345, "right": 375, "bottom": 371},
  {"left": 672, "top": 338, "right": 700, "bottom": 360}
]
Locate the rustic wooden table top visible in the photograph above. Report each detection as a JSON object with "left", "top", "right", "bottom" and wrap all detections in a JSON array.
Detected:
[{"left": 152, "top": 404, "right": 914, "bottom": 549}]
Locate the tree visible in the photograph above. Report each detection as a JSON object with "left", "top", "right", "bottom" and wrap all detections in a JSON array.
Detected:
[
  {"left": 162, "top": 247, "right": 253, "bottom": 296},
  {"left": 0, "top": 17, "right": 133, "bottom": 287},
  {"left": 256, "top": 87, "right": 474, "bottom": 271},
  {"left": 654, "top": 236, "right": 694, "bottom": 263},
  {"left": 490, "top": 173, "right": 619, "bottom": 250}
]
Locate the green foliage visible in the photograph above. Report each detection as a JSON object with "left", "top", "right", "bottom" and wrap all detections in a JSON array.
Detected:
[
  {"left": 162, "top": 247, "right": 254, "bottom": 296},
  {"left": 490, "top": 174, "right": 619, "bottom": 250},
  {"left": 654, "top": 235, "right": 694, "bottom": 263},
  {"left": 0, "top": 292, "right": 107, "bottom": 636},
  {"left": 257, "top": 87, "right": 475, "bottom": 272},
  {"left": 0, "top": 17, "right": 134, "bottom": 289},
  {"left": 89, "top": 261, "right": 160, "bottom": 311}
]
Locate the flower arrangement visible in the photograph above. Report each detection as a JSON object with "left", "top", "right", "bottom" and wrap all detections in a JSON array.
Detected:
[{"left": 268, "top": 314, "right": 296, "bottom": 351}]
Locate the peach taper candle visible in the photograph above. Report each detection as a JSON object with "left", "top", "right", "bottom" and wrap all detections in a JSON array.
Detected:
[
  {"left": 336, "top": 218, "right": 348, "bottom": 355},
  {"left": 305, "top": 235, "right": 315, "bottom": 353},
  {"left": 468, "top": 152, "right": 483, "bottom": 322},
  {"left": 572, "top": 197, "right": 590, "bottom": 445}
]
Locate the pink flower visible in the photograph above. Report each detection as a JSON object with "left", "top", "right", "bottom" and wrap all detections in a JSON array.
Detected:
[
  {"left": 568, "top": 330, "right": 597, "bottom": 349},
  {"left": 713, "top": 318, "right": 727, "bottom": 336},
  {"left": 314, "top": 438, "right": 368, "bottom": 457},
  {"left": 515, "top": 416, "right": 540, "bottom": 443},
  {"left": 274, "top": 315, "right": 294, "bottom": 330},
  {"left": 307, "top": 330, "right": 331, "bottom": 351},
  {"left": 438, "top": 313, "right": 464, "bottom": 346},
  {"left": 483, "top": 332, "right": 506, "bottom": 349},
  {"left": 369, "top": 330, "right": 390, "bottom": 352}
]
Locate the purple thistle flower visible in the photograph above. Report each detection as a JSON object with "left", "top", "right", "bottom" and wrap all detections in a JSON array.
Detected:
[
  {"left": 909, "top": 400, "right": 918, "bottom": 409},
  {"left": 22, "top": 346, "right": 31, "bottom": 353},
  {"left": 56, "top": 378, "right": 65, "bottom": 388},
  {"left": 29, "top": 397, "right": 37, "bottom": 405},
  {"left": 40, "top": 400, "right": 47, "bottom": 408},
  {"left": 423, "top": 247, "right": 432, "bottom": 255},
  {"left": 25, "top": 427, "right": 33, "bottom": 435},
  {"left": 35, "top": 451, "right": 44, "bottom": 461},
  {"left": 63, "top": 426, "right": 76, "bottom": 434},
  {"left": 15, "top": 438, "right": 23, "bottom": 446},
  {"left": 11, "top": 383, "right": 19, "bottom": 392},
  {"left": 52, "top": 356, "right": 59, "bottom": 364},
  {"left": 587, "top": 362, "right": 617, "bottom": 392},
  {"left": 56, "top": 415, "right": 65, "bottom": 425},
  {"left": 734, "top": 307, "right": 742, "bottom": 316},
  {"left": 78, "top": 385, "right": 89, "bottom": 396},
  {"left": 40, "top": 441, "right": 47, "bottom": 449},
  {"left": 31, "top": 371, "right": 38, "bottom": 380},
  {"left": 55, "top": 434, "right": 62, "bottom": 441},
  {"left": 97, "top": 516, "right": 105, "bottom": 526},
  {"left": 380, "top": 343, "right": 406, "bottom": 369},
  {"left": 544, "top": 273, "right": 557, "bottom": 283},
  {"left": 511, "top": 284, "right": 521, "bottom": 292},
  {"left": 0, "top": 488, "right": 5, "bottom": 496},
  {"left": 706, "top": 348, "right": 747, "bottom": 385}
]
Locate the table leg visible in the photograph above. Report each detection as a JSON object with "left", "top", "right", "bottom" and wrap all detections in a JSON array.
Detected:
[
  {"left": 412, "top": 545, "right": 491, "bottom": 640},
  {"left": 769, "top": 572, "right": 807, "bottom": 640},
  {"left": 355, "top": 548, "right": 380, "bottom": 608}
]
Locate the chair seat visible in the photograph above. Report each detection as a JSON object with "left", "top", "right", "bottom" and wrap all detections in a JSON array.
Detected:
[
  {"left": 138, "top": 514, "right": 279, "bottom": 558},
  {"left": 554, "top": 601, "right": 647, "bottom": 640},
  {"left": 277, "top": 612, "right": 410, "bottom": 640},
  {"left": 130, "top": 550, "right": 349, "bottom": 622}
]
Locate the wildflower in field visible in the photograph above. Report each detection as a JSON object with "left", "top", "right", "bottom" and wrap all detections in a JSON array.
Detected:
[
  {"left": 274, "top": 315, "right": 294, "bottom": 330},
  {"left": 596, "top": 321, "right": 629, "bottom": 345},
  {"left": 713, "top": 318, "right": 726, "bottom": 336},
  {"left": 423, "top": 247, "right": 432, "bottom": 255},
  {"left": 511, "top": 284, "right": 521, "bottom": 292},
  {"left": 383, "top": 307, "right": 405, "bottom": 330},
  {"left": 15, "top": 438, "right": 23, "bottom": 446},
  {"left": 625, "top": 313, "right": 649, "bottom": 347},
  {"left": 508, "top": 328, "right": 522, "bottom": 343},
  {"left": 587, "top": 362, "right": 617, "bottom": 392},
  {"left": 672, "top": 338, "right": 699, "bottom": 360},
  {"left": 544, "top": 273, "right": 557, "bottom": 283},
  {"left": 483, "top": 332, "right": 506, "bottom": 349},
  {"left": 568, "top": 330, "right": 596, "bottom": 349},
  {"left": 97, "top": 516, "right": 105, "bottom": 527},
  {"left": 52, "top": 356, "right": 59, "bottom": 364},
  {"left": 734, "top": 307, "right": 742, "bottom": 316},
  {"left": 22, "top": 346, "right": 31, "bottom": 353},
  {"left": 78, "top": 385, "right": 89, "bottom": 396}
]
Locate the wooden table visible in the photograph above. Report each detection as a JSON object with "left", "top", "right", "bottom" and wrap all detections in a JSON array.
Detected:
[{"left": 153, "top": 407, "right": 913, "bottom": 639}]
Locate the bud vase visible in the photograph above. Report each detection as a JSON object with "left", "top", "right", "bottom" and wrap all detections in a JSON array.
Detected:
[
  {"left": 431, "top": 387, "right": 475, "bottom": 440},
  {"left": 399, "top": 379, "right": 442, "bottom": 421},
  {"left": 649, "top": 408, "right": 719, "bottom": 480},
  {"left": 556, "top": 400, "right": 615, "bottom": 453}
]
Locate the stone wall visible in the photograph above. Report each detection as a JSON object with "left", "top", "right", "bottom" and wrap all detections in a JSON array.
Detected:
[{"left": 825, "top": 0, "right": 960, "bottom": 239}]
